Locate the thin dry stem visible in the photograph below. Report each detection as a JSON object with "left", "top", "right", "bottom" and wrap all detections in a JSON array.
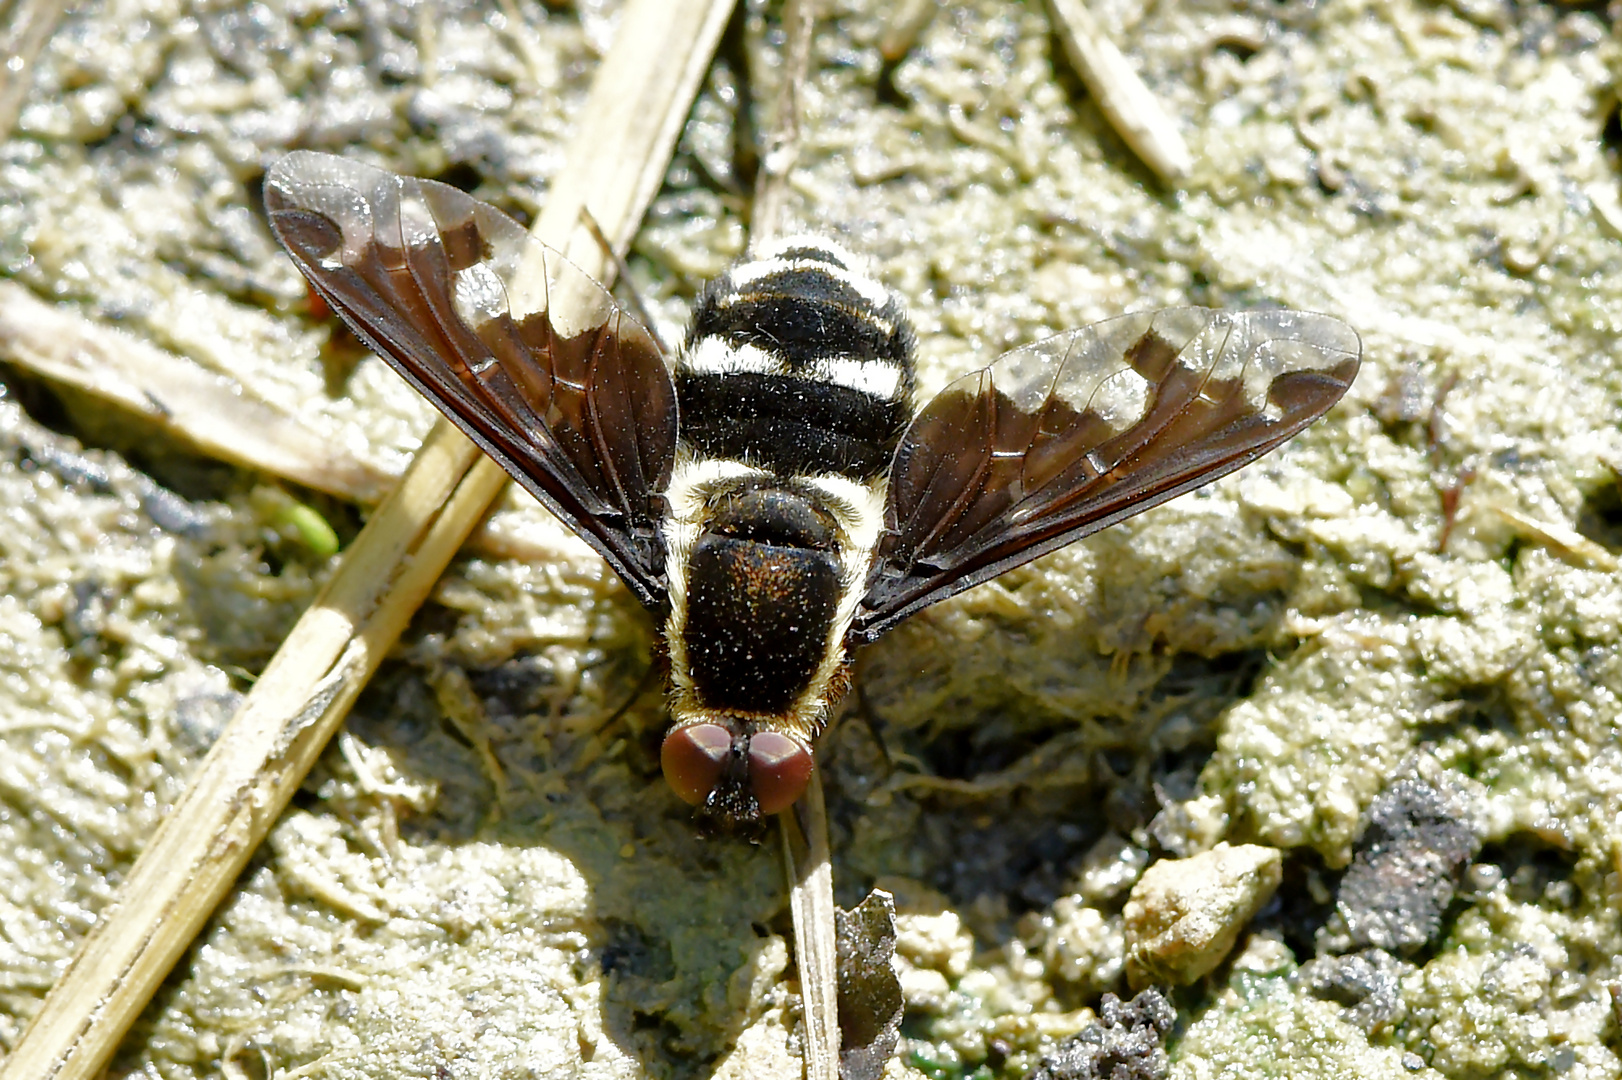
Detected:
[
  {"left": 750, "top": 3, "right": 848, "bottom": 1076},
  {"left": 0, "top": 280, "right": 398, "bottom": 502},
  {"left": 1046, "top": 0, "right": 1192, "bottom": 185},
  {"left": 0, "top": 2, "right": 735, "bottom": 1078},
  {"left": 750, "top": 0, "right": 819, "bottom": 249},
  {"left": 1494, "top": 504, "right": 1619, "bottom": 571},
  {"left": 781, "top": 771, "right": 840, "bottom": 1080}
]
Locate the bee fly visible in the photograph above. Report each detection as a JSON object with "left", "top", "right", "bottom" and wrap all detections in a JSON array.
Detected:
[{"left": 264, "top": 151, "right": 1361, "bottom": 836}]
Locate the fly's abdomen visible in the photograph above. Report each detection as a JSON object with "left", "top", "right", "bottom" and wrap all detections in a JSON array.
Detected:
[
  {"left": 676, "top": 237, "right": 916, "bottom": 480},
  {"left": 675, "top": 372, "right": 907, "bottom": 478},
  {"left": 682, "top": 534, "right": 839, "bottom": 714}
]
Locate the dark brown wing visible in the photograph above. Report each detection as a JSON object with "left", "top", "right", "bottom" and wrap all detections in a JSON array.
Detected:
[
  {"left": 851, "top": 307, "right": 1360, "bottom": 642},
  {"left": 263, "top": 151, "right": 676, "bottom": 612}
]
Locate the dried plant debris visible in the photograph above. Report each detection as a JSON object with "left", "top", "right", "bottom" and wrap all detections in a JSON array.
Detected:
[
  {"left": 1043, "top": 0, "right": 1192, "bottom": 185},
  {"left": 1317, "top": 778, "right": 1481, "bottom": 957},
  {"left": 0, "top": 280, "right": 397, "bottom": 503},
  {"left": 834, "top": 890, "right": 903, "bottom": 1080},
  {"left": 1025, "top": 989, "right": 1174, "bottom": 1080}
]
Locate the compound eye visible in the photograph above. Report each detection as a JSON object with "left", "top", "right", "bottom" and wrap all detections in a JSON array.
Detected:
[
  {"left": 661, "top": 723, "right": 733, "bottom": 806},
  {"left": 747, "top": 731, "right": 814, "bottom": 817}
]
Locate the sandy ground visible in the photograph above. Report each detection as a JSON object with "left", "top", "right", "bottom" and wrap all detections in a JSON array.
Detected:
[{"left": 1, "top": 0, "right": 1621, "bottom": 1077}]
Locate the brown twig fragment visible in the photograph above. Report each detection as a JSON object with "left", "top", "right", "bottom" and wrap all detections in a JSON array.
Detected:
[
  {"left": 1427, "top": 370, "right": 1471, "bottom": 552},
  {"left": 1436, "top": 466, "right": 1477, "bottom": 553}
]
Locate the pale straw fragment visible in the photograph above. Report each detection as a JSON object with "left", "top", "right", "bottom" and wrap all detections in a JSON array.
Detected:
[{"left": 1046, "top": 0, "right": 1193, "bottom": 185}]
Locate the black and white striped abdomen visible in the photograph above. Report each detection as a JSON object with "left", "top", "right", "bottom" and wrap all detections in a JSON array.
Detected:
[{"left": 674, "top": 237, "right": 916, "bottom": 479}]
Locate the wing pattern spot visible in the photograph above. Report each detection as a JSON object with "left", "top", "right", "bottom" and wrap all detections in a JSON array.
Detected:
[
  {"left": 854, "top": 308, "right": 1360, "bottom": 642},
  {"left": 264, "top": 151, "right": 677, "bottom": 612}
]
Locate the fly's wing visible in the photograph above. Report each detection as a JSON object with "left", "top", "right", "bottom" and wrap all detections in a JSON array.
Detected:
[
  {"left": 852, "top": 307, "right": 1360, "bottom": 642},
  {"left": 263, "top": 151, "right": 676, "bottom": 611}
]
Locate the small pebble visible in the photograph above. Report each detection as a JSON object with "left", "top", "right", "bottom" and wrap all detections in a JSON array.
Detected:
[{"left": 1123, "top": 843, "right": 1283, "bottom": 987}]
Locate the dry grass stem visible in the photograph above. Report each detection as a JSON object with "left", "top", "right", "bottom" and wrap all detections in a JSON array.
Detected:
[
  {"left": 879, "top": 0, "right": 940, "bottom": 64},
  {"left": 748, "top": 2, "right": 850, "bottom": 1075},
  {"left": 0, "top": 1, "right": 734, "bottom": 1077},
  {"left": 0, "top": 280, "right": 398, "bottom": 502},
  {"left": 781, "top": 771, "right": 841, "bottom": 1080},
  {"left": 1494, "top": 504, "right": 1619, "bottom": 571},
  {"left": 750, "top": 0, "right": 819, "bottom": 248},
  {"left": 1045, "top": 0, "right": 1193, "bottom": 185}
]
